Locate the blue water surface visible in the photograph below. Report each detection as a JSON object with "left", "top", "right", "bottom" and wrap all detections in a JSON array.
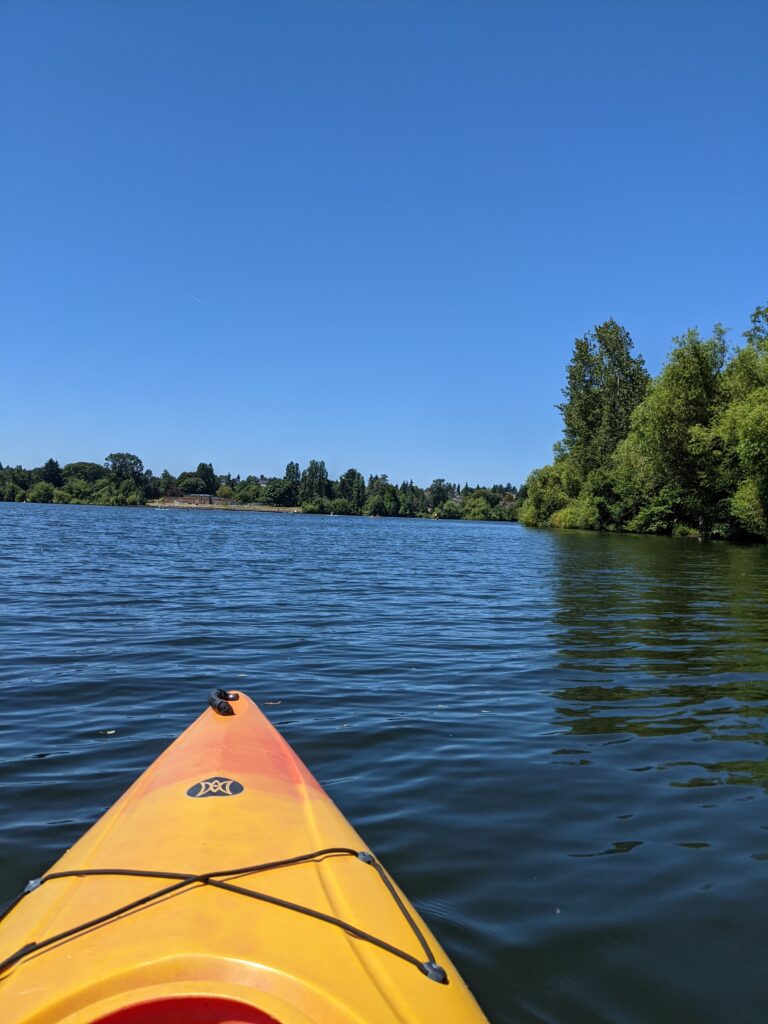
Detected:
[{"left": 1, "top": 503, "right": 768, "bottom": 1022}]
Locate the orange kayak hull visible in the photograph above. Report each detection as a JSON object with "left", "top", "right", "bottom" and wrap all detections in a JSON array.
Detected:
[{"left": 0, "top": 692, "right": 488, "bottom": 1024}]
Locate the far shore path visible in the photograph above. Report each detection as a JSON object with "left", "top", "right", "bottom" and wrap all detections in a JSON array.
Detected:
[{"left": 147, "top": 500, "right": 301, "bottom": 514}]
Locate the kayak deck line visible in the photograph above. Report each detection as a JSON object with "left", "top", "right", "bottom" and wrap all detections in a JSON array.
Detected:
[{"left": 0, "top": 847, "right": 448, "bottom": 983}]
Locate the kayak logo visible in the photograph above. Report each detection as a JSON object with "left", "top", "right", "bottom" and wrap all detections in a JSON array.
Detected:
[{"left": 186, "top": 776, "right": 244, "bottom": 798}]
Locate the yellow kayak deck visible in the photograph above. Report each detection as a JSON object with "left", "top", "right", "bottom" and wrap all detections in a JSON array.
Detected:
[{"left": 0, "top": 691, "right": 488, "bottom": 1024}]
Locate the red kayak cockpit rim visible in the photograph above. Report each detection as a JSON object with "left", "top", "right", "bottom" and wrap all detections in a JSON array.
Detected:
[{"left": 92, "top": 996, "right": 281, "bottom": 1024}]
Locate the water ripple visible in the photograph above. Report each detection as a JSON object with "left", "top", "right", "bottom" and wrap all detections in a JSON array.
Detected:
[{"left": 1, "top": 504, "right": 768, "bottom": 1022}]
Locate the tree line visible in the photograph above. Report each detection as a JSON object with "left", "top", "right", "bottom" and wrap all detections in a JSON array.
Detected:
[
  {"left": 518, "top": 302, "right": 768, "bottom": 542},
  {"left": 0, "top": 453, "right": 519, "bottom": 522}
]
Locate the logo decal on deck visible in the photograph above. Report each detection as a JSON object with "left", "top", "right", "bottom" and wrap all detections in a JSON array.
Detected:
[{"left": 186, "top": 776, "right": 244, "bottom": 798}]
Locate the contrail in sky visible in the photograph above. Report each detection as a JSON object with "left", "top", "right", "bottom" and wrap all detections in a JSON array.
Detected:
[{"left": 181, "top": 290, "right": 204, "bottom": 304}]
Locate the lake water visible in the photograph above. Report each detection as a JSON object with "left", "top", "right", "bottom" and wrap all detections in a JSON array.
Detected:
[{"left": 1, "top": 502, "right": 768, "bottom": 1022}]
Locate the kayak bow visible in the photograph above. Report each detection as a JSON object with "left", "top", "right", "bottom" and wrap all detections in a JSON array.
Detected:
[{"left": 0, "top": 690, "right": 488, "bottom": 1024}]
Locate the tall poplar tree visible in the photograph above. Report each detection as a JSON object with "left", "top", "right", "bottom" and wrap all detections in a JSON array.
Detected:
[
  {"left": 283, "top": 461, "right": 301, "bottom": 505},
  {"left": 299, "top": 460, "right": 330, "bottom": 503},
  {"left": 558, "top": 320, "right": 650, "bottom": 479}
]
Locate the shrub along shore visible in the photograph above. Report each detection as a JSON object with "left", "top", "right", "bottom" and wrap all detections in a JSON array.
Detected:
[
  {"left": 517, "top": 302, "right": 768, "bottom": 542},
  {"left": 0, "top": 454, "right": 519, "bottom": 522}
]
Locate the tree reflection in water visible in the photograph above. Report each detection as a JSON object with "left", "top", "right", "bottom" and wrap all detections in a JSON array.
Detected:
[{"left": 548, "top": 529, "right": 768, "bottom": 790}]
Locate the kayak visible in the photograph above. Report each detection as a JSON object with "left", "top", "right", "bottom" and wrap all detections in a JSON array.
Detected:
[{"left": 0, "top": 690, "right": 489, "bottom": 1023}]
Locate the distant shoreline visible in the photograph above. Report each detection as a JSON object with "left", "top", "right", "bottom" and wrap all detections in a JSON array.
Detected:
[
  {"left": 147, "top": 500, "right": 301, "bottom": 514},
  {"left": 1, "top": 456, "right": 519, "bottom": 523}
]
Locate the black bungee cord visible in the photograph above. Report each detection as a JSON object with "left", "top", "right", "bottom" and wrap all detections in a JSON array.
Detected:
[{"left": 0, "top": 846, "right": 448, "bottom": 984}]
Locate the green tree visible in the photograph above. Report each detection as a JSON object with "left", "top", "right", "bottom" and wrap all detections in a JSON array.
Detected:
[
  {"left": 381, "top": 488, "right": 400, "bottom": 516},
  {"left": 41, "top": 459, "right": 63, "bottom": 487},
  {"left": 731, "top": 479, "right": 767, "bottom": 539},
  {"left": 517, "top": 463, "right": 571, "bottom": 526},
  {"left": 105, "top": 453, "right": 145, "bottom": 484},
  {"left": 283, "top": 462, "right": 301, "bottom": 505},
  {"left": 558, "top": 335, "right": 600, "bottom": 478},
  {"left": 301, "top": 497, "right": 330, "bottom": 514},
  {"left": 195, "top": 462, "right": 217, "bottom": 494},
  {"left": 159, "top": 470, "right": 178, "bottom": 496},
  {"left": 363, "top": 493, "right": 386, "bottom": 516},
  {"left": 744, "top": 303, "right": 768, "bottom": 351},
  {"left": 612, "top": 326, "right": 728, "bottom": 532},
  {"left": 178, "top": 475, "right": 207, "bottom": 495},
  {"left": 435, "top": 500, "right": 461, "bottom": 519},
  {"left": 715, "top": 385, "right": 768, "bottom": 538},
  {"left": 721, "top": 304, "right": 768, "bottom": 406},
  {"left": 397, "top": 480, "right": 421, "bottom": 517},
  {"left": 328, "top": 497, "right": 353, "bottom": 515},
  {"left": 1, "top": 482, "right": 24, "bottom": 502},
  {"left": 366, "top": 474, "right": 401, "bottom": 515},
  {"left": 492, "top": 493, "right": 519, "bottom": 521},
  {"left": 427, "top": 479, "right": 450, "bottom": 508},
  {"left": 300, "top": 460, "right": 330, "bottom": 503},
  {"left": 62, "top": 477, "right": 93, "bottom": 502},
  {"left": 236, "top": 478, "right": 265, "bottom": 503},
  {"left": 337, "top": 468, "right": 366, "bottom": 511},
  {"left": 28, "top": 481, "right": 55, "bottom": 502},
  {"left": 461, "top": 494, "right": 493, "bottom": 520},
  {"left": 264, "top": 478, "right": 295, "bottom": 506},
  {"left": 558, "top": 320, "right": 650, "bottom": 479},
  {"left": 62, "top": 462, "right": 109, "bottom": 484}
]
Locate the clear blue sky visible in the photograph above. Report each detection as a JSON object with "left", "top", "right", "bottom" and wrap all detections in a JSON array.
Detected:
[{"left": 2, "top": 0, "right": 766, "bottom": 486}]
